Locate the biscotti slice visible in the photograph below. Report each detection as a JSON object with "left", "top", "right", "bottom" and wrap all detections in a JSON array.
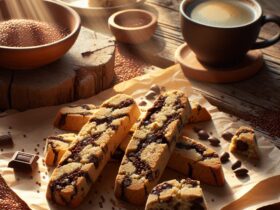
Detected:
[
  {"left": 53, "top": 104, "right": 97, "bottom": 131},
  {"left": 47, "top": 94, "right": 140, "bottom": 207},
  {"left": 169, "top": 136, "right": 225, "bottom": 186},
  {"left": 230, "top": 126, "right": 259, "bottom": 159},
  {"left": 145, "top": 179, "right": 207, "bottom": 210},
  {"left": 0, "top": 175, "right": 31, "bottom": 210},
  {"left": 115, "top": 90, "right": 191, "bottom": 205},
  {"left": 188, "top": 101, "right": 211, "bottom": 123},
  {"left": 45, "top": 133, "right": 77, "bottom": 167}
]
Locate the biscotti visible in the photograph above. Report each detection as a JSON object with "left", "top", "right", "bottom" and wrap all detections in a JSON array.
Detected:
[
  {"left": 47, "top": 94, "right": 140, "bottom": 207},
  {"left": 169, "top": 136, "right": 225, "bottom": 186},
  {"left": 45, "top": 133, "right": 77, "bottom": 166},
  {"left": 230, "top": 126, "right": 259, "bottom": 159},
  {"left": 145, "top": 179, "right": 207, "bottom": 210},
  {"left": 0, "top": 175, "right": 31, "bottom": 210},
  {"left": 53, "top": 104, "right": 97, "bottom": 131},
  {"left": 188, "top": 101, "right": 211, "bottom": 123},
  {"left": 115, "top": 90, "right": 191, "bottom": 205}
]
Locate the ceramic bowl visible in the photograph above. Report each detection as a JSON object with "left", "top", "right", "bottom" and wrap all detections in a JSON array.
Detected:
[
  {"left": 108, "top": 9, "right": 157, "bottom": 44},
  {"left": 0, "top": 0, "right": 81, "bottom": 70}
]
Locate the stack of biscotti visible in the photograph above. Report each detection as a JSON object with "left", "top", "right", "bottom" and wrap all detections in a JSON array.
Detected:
[
  {"left": 145, "top": 179, "right": 207, "bottom": 210},
  {"left": 53, "top": 104, "right": 97, "bottom": 131},
  {"left": 0, "top": 175, "right": 31, "bottom": 210},
  {"left": 169, "top": 136, "right": 224, "bottom": 186},
  {"left": 114, "top": 90, "right": 191, "bottom": 205},
  {"left": 46, "top": 94, "right": 140, "bottom": 207}
]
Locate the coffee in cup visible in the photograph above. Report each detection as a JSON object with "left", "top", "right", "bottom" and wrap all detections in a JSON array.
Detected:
[{"left": 180, "top": 0, "right": 280, "bottom": 66}]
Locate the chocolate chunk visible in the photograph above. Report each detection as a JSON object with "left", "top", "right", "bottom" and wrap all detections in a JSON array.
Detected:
[
  {"left": 232, "top": 160, "right": 242, "bottom": 170},
  {"left": 145, "top": 91, "right": 157, "bottom": 100},
  {"left": 208, "top": 137, "right": 220, "bottom": 147},
  {"left": 150, "top": 84, "right": 161, "bottom": 95},
  {"left": 151, "top": 183, "right": 173, "bottom": 195},
  {"left": 138, "top": 100, "right": 147, "bottom": 106},
  {"left": 8, "top": 151, "right": 39, "bottom": 172},
  {"left": 222, "top": 131, "right": 234, "bottom": 141},
  {"left": 197, "top": 130, "right": 209, "bottom": 140},
  {"left": 234, "top": 168, "right": 248, "bottom": 178},
  {"left": 236, "top": 140, "right": 249, "bottom": 151},
  {"left": 220, "top": 152, "right": 230, "bottom": 164},
  {"left": 0, "top": 134, "right": 13, "bottom": 146}
]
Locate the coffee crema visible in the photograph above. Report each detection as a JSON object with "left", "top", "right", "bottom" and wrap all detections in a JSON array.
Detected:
[{"left": 188, "top": 0, "right": 256, "bottom": 27}]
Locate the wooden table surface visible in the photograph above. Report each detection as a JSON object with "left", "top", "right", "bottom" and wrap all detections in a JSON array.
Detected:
[{"left": 53, "top": 0, "right": 280, "bottom": 142}]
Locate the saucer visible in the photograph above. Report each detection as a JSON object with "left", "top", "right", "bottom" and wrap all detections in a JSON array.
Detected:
[{"left": 175, "top": 43, "right": 264, "bottom": 83}]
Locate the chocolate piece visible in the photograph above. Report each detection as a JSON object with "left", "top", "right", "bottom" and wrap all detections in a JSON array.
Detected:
[
  {"left": 208, "top": 137, "right": 220, "bottom": 147},
  {"left": 145, "top": 91, "right": 157, "bottom": 100},
  {"left": 236, "top": 140, "right": 249, "bottom": 151},
  {"left": 8, "top": 151, "right": 39, "bottom": 171},
  {"left": 0, "top": 134, "right": 13, "bottom": 146},
  {"left": 220, "top": 152, "right": 230, "bottom": 164},
  {"left": 150, "top": 84, "right": 161, "bottom": 95},
  {"left": 231, "top": 160, "right": 242, "bottom": 170},
  {"left": 198, "top": 130, "right": 209, "bottom": 140},
  {"left": 138, "top": 100, "right": 147, "bottom": 106},
  {"left": 234, "top": 168, "right": 248, "bottom": 178},
  {"left": 222, "top": 131, "right": 234, "bottom": 141}
]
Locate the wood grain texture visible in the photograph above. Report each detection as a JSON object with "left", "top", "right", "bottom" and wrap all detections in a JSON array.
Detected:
[{"left": 0, "top": 27, "right": 115, "bottom": 111}]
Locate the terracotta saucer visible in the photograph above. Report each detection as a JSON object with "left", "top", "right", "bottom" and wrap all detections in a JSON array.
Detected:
[{"left": 175, "top": 43, "right": 264, "bottom": 83}]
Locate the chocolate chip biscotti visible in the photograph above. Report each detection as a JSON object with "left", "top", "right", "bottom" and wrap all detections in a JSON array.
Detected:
[
  {"left": 115, "top": 90, "right": 191, "bottom": 205},
  {"left": 145, "top": 179, "right": 207, "bottom": 210},
  {"left": 47, "top": 94, "right": 140, "bottom": 207},
  {"left": 53, "top": 104, "right": 97, "bottom": 131},
  {"left": 0, "top": 175, "right": 31, "bottom": 210},
  {"left": 230, "top": 126, "right": 259, "bottom": 159},
  {"left": 45, "top": 133, "right": 77, "bottom": 166},
  {"left": 169, "top": 136, "right": 225, "bottom": 186}
]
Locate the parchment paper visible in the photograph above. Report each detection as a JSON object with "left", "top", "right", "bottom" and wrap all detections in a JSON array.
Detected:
[{"left": 0, "top": 65, "right": 279, "bottom": 210}]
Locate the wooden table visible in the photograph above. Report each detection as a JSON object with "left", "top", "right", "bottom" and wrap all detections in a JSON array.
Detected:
[{"left": 83, "top": 0, "right": 280, "bottom": 141}]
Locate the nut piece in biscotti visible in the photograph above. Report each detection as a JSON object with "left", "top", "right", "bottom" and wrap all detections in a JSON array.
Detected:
[
  {"left": 47, "top": 94, "right": 140, "bottom": 207},
  {"left": 168, "top": 136, "right": 225, "bottom": 186},
  {"left": 188, "top": 101, "right": 211, "bottom": 123},
  {"left": 115, "top": 90, "right": 191, "bottom": 205},
  {"left": 145, "top": 179, "right": 207, "bottom": 210},
  {"left": 45, "top": 133, "right": 77, "bottom": 167},
  {"left": 0, "top": 175, "right": 31, "bottom": 210},
  {"left": 53, "top": 104, "right": 97, "bottom": 131},
  {"left": 230, "top": 126, "right": 259, "bottom": 159}
]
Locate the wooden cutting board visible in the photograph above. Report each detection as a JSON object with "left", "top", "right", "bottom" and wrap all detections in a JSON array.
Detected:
[{"left": 0, "top": 27, "right": 115, "bottom": 111}]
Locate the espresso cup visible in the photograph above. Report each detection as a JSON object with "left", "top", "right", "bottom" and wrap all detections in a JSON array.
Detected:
[{"left": 180, "top": 0, "right": 280, "bottom": 66}]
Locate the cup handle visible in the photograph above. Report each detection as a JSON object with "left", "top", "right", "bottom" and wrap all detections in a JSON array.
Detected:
[{"left": 251, "top": 14, "right": 280, "bottom": 49}]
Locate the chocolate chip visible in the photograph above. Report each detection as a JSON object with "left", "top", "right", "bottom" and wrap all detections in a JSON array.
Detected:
[
  {"left": 236, "top": 140, "right": 249, "bottom": 151},
  {"left": 208, "top": 137, "right": 220, "bottom": 147},
  {"left": 234, "top": 168, "right": 248, "bottom": 178},
  {"left": 150, "top": 84, "right": 161, "bottom": 95},
  {"left": 198, "top": 130, "right": 209, "bottom": 140},
  {"left": 8, "top": 151, "right": 39, "bottom": 172},
  {"left": 0, "top": 134, "right": 13, "bottom": 146},
  {"left": 145, "top": 91, "right": 157, "bottom": 100},
  {"left": 222, "top": 131, "right": 234, "bottom": 141},
  {"left": 220, "top": 152, "right": 230, "bottom": 164},
  {"left": 138, "top": 100, "right": 147, "bottom": 106},
  {"left": 232, "top": 160, "right": 242, "bottom": 170}
]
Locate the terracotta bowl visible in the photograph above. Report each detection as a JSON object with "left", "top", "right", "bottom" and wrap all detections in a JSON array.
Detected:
[
  {"left": 108, "top": 9, "right": 157, "bottom": 44},
  {"left": 0, "top": 0, "right": 81, "bottom": 70}
]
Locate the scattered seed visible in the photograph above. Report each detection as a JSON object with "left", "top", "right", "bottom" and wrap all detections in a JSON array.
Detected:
[
  {"left": 222, "top": 131, "right": 234, "bottom": 141},
  {"left": 198, "top": 130, "right": 209, "bottom": 140},
  {"left": 145, "top": 90, "right": 157, "bottom": 100},
  {"left": 220, "top": 152, "right": 230, "bottom": 164},
  {"left": 208, "top": 136, "right": 220, "bottom": 146},
  {"left": 150, "top": 84, "right": 161, "bottom": 95},
  {"left": 138, "top": 100, "right": 147, "bottom": 106},
  {"left": 232, "top": 160, "right": 242, "bottom": 170},
  {"left": 234, "top": 168, "right": 249, "bottom": 178}
]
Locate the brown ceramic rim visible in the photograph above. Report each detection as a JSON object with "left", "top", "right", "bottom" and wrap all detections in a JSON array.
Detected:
[
  {"left": 0, "top": 0, "right": 81, "bottom": 50},
  {"left": 180, "top": 0, "right": 263, "bottom": 29},
  {"left": 108, "top": 9, "right": 157, "bottom": 31},
  {"left": 57, "top": 0, "right": 146, "bottom": 10}
]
